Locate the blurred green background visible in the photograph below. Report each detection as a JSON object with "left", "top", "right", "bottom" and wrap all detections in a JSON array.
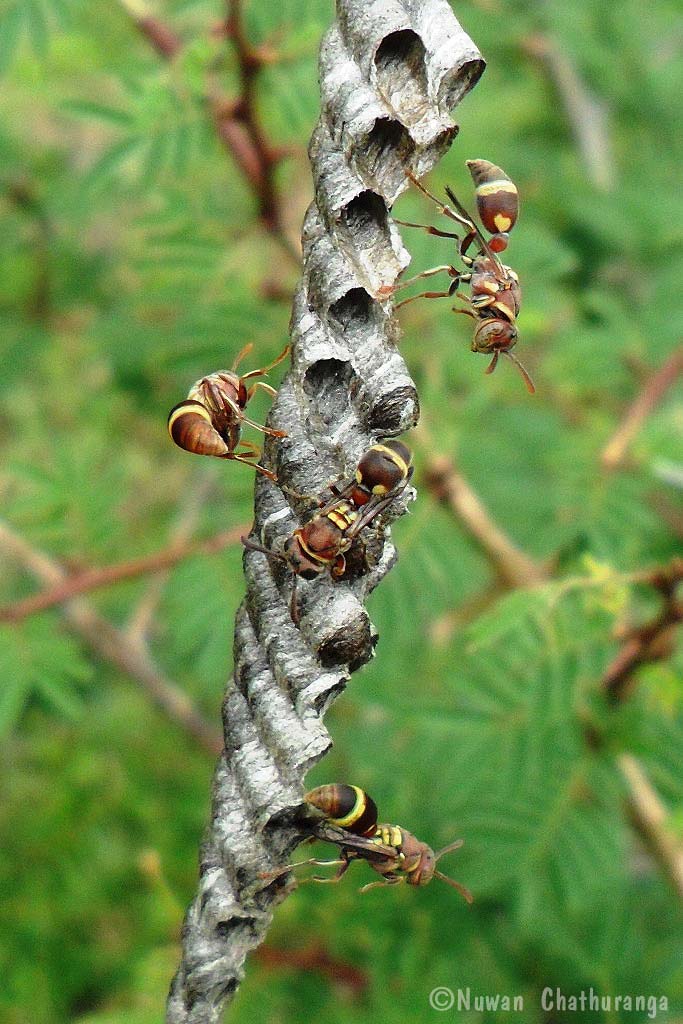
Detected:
[{"left": 1, "top": 1, "right": 682, "bottom": 1022}]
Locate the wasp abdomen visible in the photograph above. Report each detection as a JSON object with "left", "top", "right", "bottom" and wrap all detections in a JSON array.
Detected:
[
  {"left": 167, "top": 401, "right": 230, "bottom": 458},
  {"left": 305, "top": 784, "right": 379, "bottom": 837},
  {"left": 354, "top": 440, "right": 413, "bottom": 503},
  {"left": 466, "top": 159, "right": 519, "bottom": 242}
]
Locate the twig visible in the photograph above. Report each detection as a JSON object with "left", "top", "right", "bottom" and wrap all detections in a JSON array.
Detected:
[
  {"left": 618, "top": 753, "right": 683, "bottom": 900},
  {"left": 222, "top": 0, "right": 291, "bottom": 244},
  {"left": 593, "top": 557, "right": 683, "bottom": 900},
  {"left": 166, "top": 2, "right": 485, "bottom": 1018},
  {"left": 601, "top": 347, "right": 683, "bottom": 470},
  {"left": 602, "top": 557, "right": 683, "bottom": 703},
  {"left": 0, "top": 525, "right": 245, "bottom": 623},
  {"left": 124, "top": 472, "right": 221, "bottom": 645},
  {"left": 0, "top": 520, "right": 222, "bottom": 756},
  {"left": 522, "top": 33, "right": 613, "bottom": 191},
  {"left": 118, "top": 0, "right": 182, "bottom": 58},
  {"left": 255, "top": 943, "right": 368, "bottom": 994},
  {"left": 422, "top": 450, "right": 548, "bottom": 589},
  {"left": 118, "top": 0, "right": 299, "bottom": 261}
]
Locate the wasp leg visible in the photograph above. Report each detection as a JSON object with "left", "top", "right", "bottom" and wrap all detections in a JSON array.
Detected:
[
  {"left": 309, "top": 859, "right": 352, "bottom": 884},
  {"left": 407, "top": 171, "right": 475, "bottom": 231},
  {"left": 393, "top": 264, "right": 458, "bottom": 293},
  {"left": 290, "top": 576, "right": 300, "bottom": 624},
  {"left": 259, "top": 857, "right": 347, "bottom": 881},
  {"left": 395, "top": 281, "right": 461, "bottom": 310},
  {"left": 485, "top": 350, "right": 500, "bottom": 375},
  {"left": 235, "top": 439, "right": 260, "bottom": 455},
  {"left": 247, "top": 381, "right": 278, "bottom": 401},
  {"left": 226, "top": 451, "right": 277, "bottom": 480},
  {"left": 359, "top": 876, "right": 405, "bottom": 894},
  {"left": 393, "top": 218, "right": 461, "bottom": 241},
  {"left": 240, "top": 343, "right": 290, "bottom": 381}
]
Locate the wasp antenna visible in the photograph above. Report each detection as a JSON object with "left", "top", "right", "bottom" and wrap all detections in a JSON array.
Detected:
[
  {"left": 241, "top": 536, "right": 287, "bottom": 562},
  {"left": 434, "top": 838, "right": 464, "bottom": 861},
  {"left": 485, "top": 350, "right": 500, "bottom": 375},
  {"left": 434, "top": 870, "right": 474, "bottom": 904},
  {"left": 231, "top": 342, "right": 254, "bottom": 372},
  {"left": 504, "top": 350, "right": 536, "bottom": 394}
]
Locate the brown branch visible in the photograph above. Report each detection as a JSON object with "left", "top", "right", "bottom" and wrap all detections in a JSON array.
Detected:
[
  {"left": 223, "top": 0, "right": 285, "bottom": 238},
  {"left": 0, "top": 521, "right": 222, "bottom": 756},
  {"left": 522, "top": 33, "right": 613, "bottom": 192},
  {"left": 602, "top": 557, "right": 683, "bottom": 703},
  {"left": 255, "top": 943, "right": 368, "bottom": 995},
  {"left": 0, "top": 525, "right": 245, "bottom": 623},
  {"left": 422, "top": 451, "right": 548, "bottom": 589},
  {"left": 602, "top": 346, "right": 683, "bottom": 470},
  {"left": 619, "top": 753, "right": 683, "bottom": 900},
  {"left": 118, "top": 0, "right": 182, "bottom": 58},
  {"left": 118, "top": 0, "right": 299, "bottom": 261},
  {"left": 591, "top": 557, "right": 683, "bottom": 900},
  {"left": 124, "top": 473, "right": 226, "bottom": 643}
]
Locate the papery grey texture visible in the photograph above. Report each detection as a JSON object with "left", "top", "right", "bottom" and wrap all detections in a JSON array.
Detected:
[{"left": 167, "top": 1, "right": 482, "bottom": 1020}]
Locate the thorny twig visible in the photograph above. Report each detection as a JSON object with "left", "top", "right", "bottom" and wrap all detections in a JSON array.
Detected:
[
  {"left": 124, "top": 473, "right": 223, "bottom": 645},
  {"left": 601, "top": 346, "right": 683, "bottom": 470},
  {"left": 0, "top": 525, "right": 245, "bottom": 624},
  {"left": 598, "top": 557, "right": 683, "bottom": 900},
  {"left": 603, "top": 557, "right": 683, "bottom": 704},
  {"left": 423, "top": 451, "right": 548, "bottom": 588},
  {"left": 618, "top": 753, "right": 683, "bottom": 900},
  {"left": 523, "top": 33, "right": 613, "bottom": 192},
  {"left": 0, "top": 520, "right": 222, "bottom": 755},
  {"left": 119, "top": 0, "right": 298, "bottom": 260}
]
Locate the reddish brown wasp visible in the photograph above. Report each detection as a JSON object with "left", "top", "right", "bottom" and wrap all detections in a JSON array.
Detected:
[
  {"left": 167, "top": 343, "right": 289, "bottom": 479},
  {"left": 395, "top": 160, "right": 535, "bottom": 394},
  {"left": 242, "top": 440, "right": 413, "bottom": 602},
  {"left": 261, "top": 784, "right": 473, "bottom": 902}
]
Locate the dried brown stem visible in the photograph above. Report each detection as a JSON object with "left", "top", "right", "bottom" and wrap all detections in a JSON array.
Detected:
[
  {"left": 522, "top": 33, "right": 613, "bottom": 192},
  {"left": 118, "top": 0, "right": 298, "bottom": 261},
  {"left": 124, "top": 473, "right": 222, "bottom": 644},
  {"left": 595, "top": 558, "right": 683, "bottom": 900},
  {"left": 619, "top": 753, "right": 683, "bottom": 900},
  {"left": 119, "top": 0, "right": 182, "bottom": 58},
  {"left": 255, "top": 943, "right": 368, "bottom": 994},
  {"left": 422, "top": 451, "right": 548, "bottom": 589},
  {"left": 603, "top": 557, "right": 683, "bottom": 703},
  {"left": 602, "top": 347, "right": 683, "bottom": 470},
  {"left": 0, "top": 521, "right": 222, "bottom": 756},
  {"left": 0, "top": 525, "right": 245, "bottom": 624},
  {"left": 223, "top": 0, "right": 289, "bottom": 241}
]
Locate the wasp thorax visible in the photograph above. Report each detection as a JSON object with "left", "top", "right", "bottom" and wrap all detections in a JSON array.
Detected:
[
  {"left": 409, "top": 843, "right": 437, "bottom": 887},
  {"left": 305, "top": 784, "right": 379, "bottom": 837},
  {"left": 283, "top": 535, "right": 323, "bottom": 579},
  {"left": 466, "top": 158, "right": 519, "bottom": 239}
]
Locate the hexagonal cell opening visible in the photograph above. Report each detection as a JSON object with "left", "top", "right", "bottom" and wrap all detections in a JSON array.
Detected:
[{"left": 374, "top": 30, "right": 430, "bottom": 122}]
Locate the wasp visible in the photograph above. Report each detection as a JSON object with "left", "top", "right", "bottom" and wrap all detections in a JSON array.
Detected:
[
  {"left": 262, "top": 784, "right": 473, "bottom": 902},
  {"left": 167, "top": 343, "right": 289, "bottom": 479},
  {"left": 242, "top": 441, "right": 413, "bottom": 609},
  {"left": 395, "top": 160, "right": 535, "bottom": 394}
]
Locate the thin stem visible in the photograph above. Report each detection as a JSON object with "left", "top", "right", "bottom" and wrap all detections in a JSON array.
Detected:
[
  {"left": 0, "top": 525, "right": 245, "bottom": 623},
  {"left": 601, "top": 346, "right": 683, "bottom": 470},
  {"left": 0, "top": 521, "right": 222, "bottom": 756}
]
